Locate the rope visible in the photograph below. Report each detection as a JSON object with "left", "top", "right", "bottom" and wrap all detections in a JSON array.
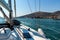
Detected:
[
  {"left": 27, "top": 0, "right": 32, "bottom": 12},
  {"left": 39, "top": 0, "right": 40, "bottom": 11},
  {"left": 35, "top": 0, "right": 36, "bottom": 11}
]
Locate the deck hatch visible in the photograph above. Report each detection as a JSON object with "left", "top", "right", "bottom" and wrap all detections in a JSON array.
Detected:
[{"left": 23, "top": 33, "right": 32, "bottom": 38}]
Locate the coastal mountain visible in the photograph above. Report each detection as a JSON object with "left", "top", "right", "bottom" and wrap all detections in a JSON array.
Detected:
[{"left": 18, "top": 11, "right": 60, "bottom": 19}]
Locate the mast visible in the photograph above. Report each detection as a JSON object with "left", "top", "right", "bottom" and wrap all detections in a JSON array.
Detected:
[
  {"left": 14, "top": 0, "right": 16, "bottom": 17},
  {"left": 8, "top": 0, "right": 13, "bottom": 20}
]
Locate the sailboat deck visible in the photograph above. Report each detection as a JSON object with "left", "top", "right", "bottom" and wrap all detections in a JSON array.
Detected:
[{"left": 17, "top": 24, "right": 49, "bottom": 40}]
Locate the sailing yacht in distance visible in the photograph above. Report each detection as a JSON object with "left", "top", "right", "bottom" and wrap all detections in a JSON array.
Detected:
[{"left": 0, "top": 0, "right": 50, "bottom": 40}]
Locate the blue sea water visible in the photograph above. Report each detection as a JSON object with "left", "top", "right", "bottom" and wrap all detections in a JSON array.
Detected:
[
  {"left": 16, "top": 18, "right": 60, "bottom": 40},
  {"left": 0, "top": 18, "right": 60, "bottom": 40}
]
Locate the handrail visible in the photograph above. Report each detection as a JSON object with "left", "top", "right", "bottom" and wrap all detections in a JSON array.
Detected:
[{"left": 15, "top": 28, "right": 24, "bottom": 40}]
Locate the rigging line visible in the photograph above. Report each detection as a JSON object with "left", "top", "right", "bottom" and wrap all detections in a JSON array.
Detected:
[
  {"left": 39, "top": 0, "right": 40, "bottom": 11},
  {"left": 14, "top": 0, "right": 16, "bottom": 17},
  {"left": 35, "top": 0, "right": 36, "bottom": 11},
  {"left": 27, "top": 0, "right": 32, "bottom": 12}
]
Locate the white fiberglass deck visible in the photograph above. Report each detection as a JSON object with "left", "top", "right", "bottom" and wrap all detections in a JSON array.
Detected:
[
  {"left": 19, "top": 24, "right": 49, "bottom": 40},
  {"left": 0, "top": 24, "right": 49, "bottom": 40}
]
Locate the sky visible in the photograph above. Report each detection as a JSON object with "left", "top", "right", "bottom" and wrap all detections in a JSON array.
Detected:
[{"left": 0, "top": 0, "right": 60, "bottom": 17}]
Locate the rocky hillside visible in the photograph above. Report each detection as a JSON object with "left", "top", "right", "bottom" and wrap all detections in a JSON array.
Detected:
[{"left": 18, "top": 11, "right": 60, "bottom": 19}]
